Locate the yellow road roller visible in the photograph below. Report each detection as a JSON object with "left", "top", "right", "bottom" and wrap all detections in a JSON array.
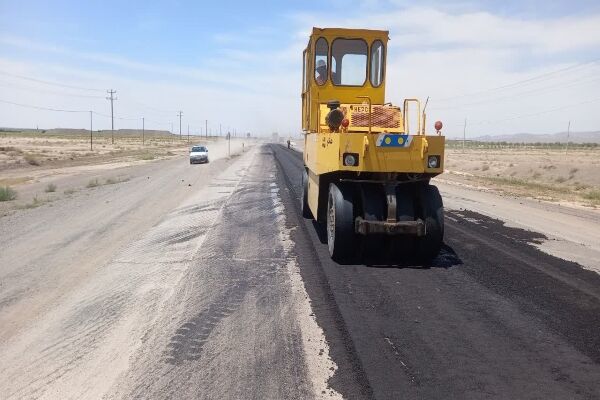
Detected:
[{"left": 301, "top": 27, "right": 445, "bottom": 263}]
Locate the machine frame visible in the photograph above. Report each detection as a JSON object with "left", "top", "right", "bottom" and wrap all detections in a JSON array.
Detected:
[{"left": 301, "top": 27, "right": 445, "bottom": 263}]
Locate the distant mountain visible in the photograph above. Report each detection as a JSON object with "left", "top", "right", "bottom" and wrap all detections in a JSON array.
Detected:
[{"left": 471, "top": 131, "right": 600, "bottom": 144}]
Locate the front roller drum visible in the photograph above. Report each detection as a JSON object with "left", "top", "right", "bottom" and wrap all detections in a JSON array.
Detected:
[{"left": 327, "top": 183, "right": 357, "bottom": 263}]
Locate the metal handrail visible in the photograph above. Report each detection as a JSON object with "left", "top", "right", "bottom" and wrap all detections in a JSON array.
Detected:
[{"left": 403, "top": 99, "right": 421, "bottom": 135}]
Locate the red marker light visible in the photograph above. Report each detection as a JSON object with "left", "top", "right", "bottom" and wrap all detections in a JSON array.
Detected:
[
  {"left": 341, "top": 118, "right": 349, "bottom": 128},
  {"left": 434, "top": 121, "right": 443, "bottom": 132}
]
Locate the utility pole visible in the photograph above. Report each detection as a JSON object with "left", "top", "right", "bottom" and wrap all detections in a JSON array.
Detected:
[
  {"left": 142, "top": 117, "right": 145, "bottom": 146},
  {"left": 177, "top": 111, "right": 183, "bottom": 140},
  {"left": 566, "top": 120, "right": 571, "bottom": 155},
  {"left": 89, "top": 111, "right": 93, "bottom": 151},
  {"left": 228, "top": 131, "right": 231, "bottom": 157},
  {"left": 205, "top": 119, "right": 208, "bottom": 139},
  {"left": 187, "top": 124, "right": 190, "bottom": 144},
  {"left": 463, "top": 118, "right": 467, "bottom": 153},
  {"left": 106, "top": 89, "right": 117, "bottom": 144},
  {"left": 219, "top": 123, "right": 222, "bottom": 137}
]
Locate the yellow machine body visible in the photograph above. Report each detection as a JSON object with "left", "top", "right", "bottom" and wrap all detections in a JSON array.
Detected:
[{"left": 302, "top": 27, "right": 445, "bottom": 222}]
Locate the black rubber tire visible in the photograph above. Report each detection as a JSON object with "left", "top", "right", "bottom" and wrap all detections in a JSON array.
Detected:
[
  {"left": 301, "top": 170, "right": 313, "bottom": 219},
  {"left": 389, "top": 185, "right": 416, "bottom": 263},
  {"left": 327, "top": 183, "right": 357, "bottom": 262},
  {"left": 415, "top": 184, "right": 444, "bottom": 262},
  {"left": 358, "top": 184, "right": 386, "bottom": 263}
]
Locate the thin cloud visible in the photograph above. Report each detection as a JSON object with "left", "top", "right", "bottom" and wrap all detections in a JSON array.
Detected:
[{"left": 1, "top": 4, "right": 599, "bottom": 135}]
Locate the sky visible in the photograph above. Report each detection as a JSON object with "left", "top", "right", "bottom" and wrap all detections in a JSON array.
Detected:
[{"left": 1, "top": 0, "right": 600, "bottom": 138}]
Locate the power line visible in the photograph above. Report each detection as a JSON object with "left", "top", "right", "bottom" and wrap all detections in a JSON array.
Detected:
[
  {"left": 430, "top": 73, "right": 600, "bottom": 111},
  {"left": 463, "top": 96, "right": 600, "bottom": 127},
  {"left": 0, "top": 70, "right": 104, "bottom": 92},
  {"left": 144, "top": 118, "right": 171, "bottom": 126},
  {"left": 432, "top": 58, "right": 600, "bottom": 103},
  {"left": 0, "top": 80, "right": 106, "bottom": 99},
  {"left": 92, "top": 111, "right": 138, "bottom": 121},
  {"left": 1, "top": 98, "right": 176, "bottom": 133},
  {"left": 123, "top": 98, "right": 177, "bottom": 115},
  {"left": 0, "top": 99, "right": 89, "bottom": 113}
]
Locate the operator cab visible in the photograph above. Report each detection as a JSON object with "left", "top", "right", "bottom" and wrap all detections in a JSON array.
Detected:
[{"left": 302, "top": 28, "right": 388, "bottom": 133}]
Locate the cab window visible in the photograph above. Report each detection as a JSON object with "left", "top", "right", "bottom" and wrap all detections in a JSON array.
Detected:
[
  {"left": 302, "top": 50, "right": 307, "bottom": 92},
  {"left": 370, "top": 40, "right": 385, "bottom": 87},
  {"left": 314, "top": 38, "right": 328, "bottom": 86},
  {"left": 331, "top": 39, "right": 367, "bottom": 86}
]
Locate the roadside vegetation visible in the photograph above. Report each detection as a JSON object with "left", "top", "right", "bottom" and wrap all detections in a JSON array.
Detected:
[
  {"left": 87, "top": 176, "right": 130, "bottom": 188},
  {"left": 24, "top": 154, "right": 41, "bottom": 166},
  {"left": 16, "top": 195, "right": 53, "bottom": 209},
  {"left": 0, "top": 186, "right": 17, "bottom": 201},
  {"left": 583, "top": 190, "right": 600, "bottom": 205},
  {"left": 104, "top": 176, "right": 130, "bottom": 185},
  {"left": 443, "top": 144, "right": 600, "bottom": 208},
  {"left": 138, "top": 152, "right": 156, "bottom": 160},
  {"left": 0, "top": 130, "right": 195, "bottom": 172},
  {"left": 87, "top": 178, "right": 101, "bottom": 188},
  {"left": 446, "top": 140, "right": 598, "bottom": 150}
]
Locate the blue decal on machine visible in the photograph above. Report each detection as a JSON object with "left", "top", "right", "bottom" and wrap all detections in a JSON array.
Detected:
[{"left": 376, "top": 134, "right": 412, "bottom": 147}]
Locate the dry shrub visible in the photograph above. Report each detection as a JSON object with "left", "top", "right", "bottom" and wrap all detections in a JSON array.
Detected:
[
  {"left": 24, "top": 154, "right": 41, "bottom": 166},
  {"left": 0, "top": 186, "right": 17, "bottom": 201}
]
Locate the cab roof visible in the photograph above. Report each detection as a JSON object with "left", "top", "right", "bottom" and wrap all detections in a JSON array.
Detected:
[{"left": 310, "top": 27, "right": 389, "bottom": 41}]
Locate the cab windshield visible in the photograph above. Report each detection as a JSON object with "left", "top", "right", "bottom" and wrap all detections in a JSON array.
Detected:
[
  {"left": 331, "top": 39, "right": 368, "bottom": 86},
  {"left": 191, "top": 146, "right": 206, "bottom": 152}
]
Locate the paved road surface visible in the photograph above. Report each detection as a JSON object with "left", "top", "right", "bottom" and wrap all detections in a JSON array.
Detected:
[
  {"left": 272, "top": 144, "right": 600, "bottom": 400},
  {"left": 0, "top": 143, "right": 599, "bottom": 399}
]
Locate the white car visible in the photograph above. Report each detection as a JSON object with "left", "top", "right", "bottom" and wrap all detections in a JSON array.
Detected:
[{"left": 189, "top": 145, "right": 209, "bottom": 164}]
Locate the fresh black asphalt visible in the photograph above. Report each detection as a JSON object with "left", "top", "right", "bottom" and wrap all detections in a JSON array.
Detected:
[{"left": 271, "top": 144, "right": 600, "bottom": 400}]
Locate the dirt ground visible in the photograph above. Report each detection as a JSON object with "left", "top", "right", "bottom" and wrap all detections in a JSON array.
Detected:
[
  {"left": 0, "top": 132, "right": 252, "bottom": 215},
  {"left": 441, "top": 146, "right": 600, "bottom": 208},
  {"left": 0, "top": 132, "right": 189, "bottom": 172}
]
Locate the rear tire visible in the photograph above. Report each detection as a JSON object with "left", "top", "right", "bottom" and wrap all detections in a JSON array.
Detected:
[
  {"left": 301, "top": 170, "right": 312, "bottom": 219},
  {"left": 415, "top": 184, "right": 444, "bottom": 261},
  {"left": 327, "top": 183, "right": 357, "bottom": 262}
]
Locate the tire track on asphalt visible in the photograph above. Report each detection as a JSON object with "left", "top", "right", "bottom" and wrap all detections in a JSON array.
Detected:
[
  {"left": 111, "top": 145, "right": 340, "bottom": 400},
  {"left": 271, "top": 143, "right": 600, "bottom": 400},
  {"left": 271, "top": 144, "right": 375, "bottom": 400}
]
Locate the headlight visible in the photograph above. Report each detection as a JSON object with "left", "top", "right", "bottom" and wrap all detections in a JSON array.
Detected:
[
  {"left": 427, "top": 155, "right": 440, "bottom": 169},
  {"left": 343, "top": 153, "right": 359, "bottom": 167}
]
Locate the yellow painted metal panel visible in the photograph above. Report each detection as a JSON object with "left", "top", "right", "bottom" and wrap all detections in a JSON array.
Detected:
[
  {"left": 302, "top": 27, "right": 445, "bottom": 181},
  {"left": 307, "top": 169, "right": 320, "bottom": 219},
  {"left": 306, "top": 132, "right": 445, "bottom": 175}
]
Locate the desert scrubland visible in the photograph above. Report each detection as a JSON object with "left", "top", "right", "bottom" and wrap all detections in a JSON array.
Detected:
[{"left": 439, "top": 142, "right": 600, "bottom": 208}]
